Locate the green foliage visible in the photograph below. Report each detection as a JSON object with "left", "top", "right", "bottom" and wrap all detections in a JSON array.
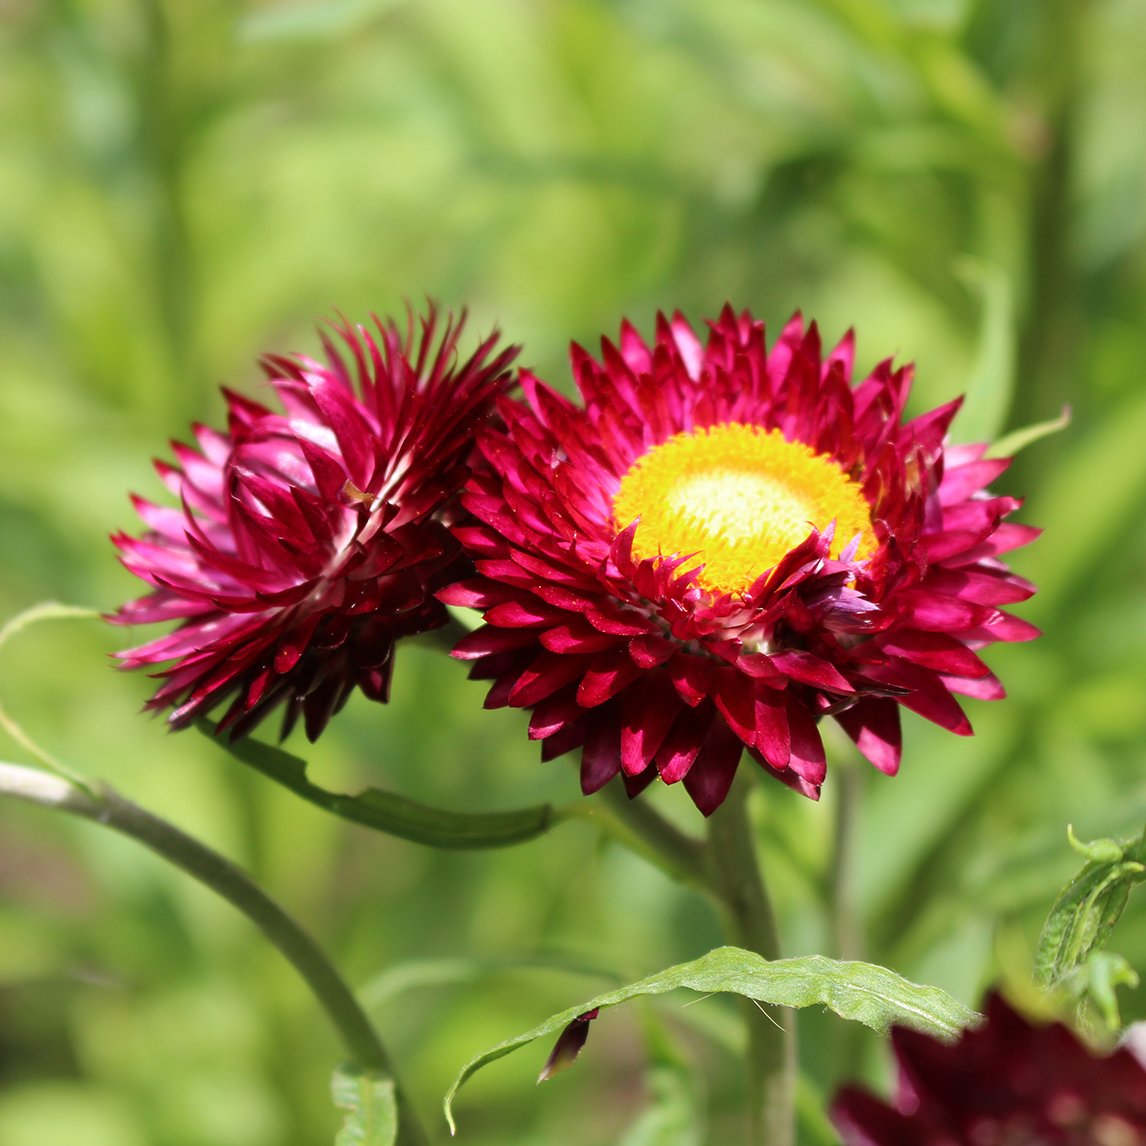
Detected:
[
  {"left": 3, "top": 0, "right": 1146, "bottom": 1142},
  {"left": 199, "top": 723, "right": 559, "bottom": 850},
  {"left": 332, "top": 1067, "right": 398, "bottom": 1146},
  {"left": 0, "top": 603, "right": 100, "bottom": 789},
  {"left": 615, "top": 1058, "right": 703, "bottom": 1146},
  {"left": 445, "top": 946, "right": 977, "bottom": 1133},
  {"left": 986, "top": 406, "right": 1072, "bottom": 462},
  {"left": 1035, "top": 824, "right": 1146, "bottom": 1032}
]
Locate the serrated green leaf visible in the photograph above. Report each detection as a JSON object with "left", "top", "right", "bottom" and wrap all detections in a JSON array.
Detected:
[
  {"left": 443, "top": 946, "right": 978, "bottom": 1134},
  {"left": 197, "top": 722, "right": 557, "bottom": 849},
  {"left": 332, "top": 1066, "right": 397, "bottom": 1146}
]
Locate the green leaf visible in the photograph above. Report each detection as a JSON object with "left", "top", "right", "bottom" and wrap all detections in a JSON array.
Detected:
[
  {"left": 986, "top": 404, "right": 1072, "bottom": 460},
  {"left": 197, "top": 723, "right": 559, "bottom": 850},
  {"left": 443, "top": 946, "right": 978, "bottom": 1134},
  {"left": 1035, "top": 824, "right": 1146, "bottom": 989},
  {"left": 332, "top": 1066, "right": 397, "bottom": 1146}
]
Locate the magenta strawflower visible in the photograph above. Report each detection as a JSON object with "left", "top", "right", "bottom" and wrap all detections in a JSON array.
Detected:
[
  {"left": 832, "top": 992, "right": 1146, "bottom": 1144},
  {"left": 112, "top": 307, "right": 517, "bottom": 741},
  {"left": 441, "top": 306, "right": 1038, "bottom": 814}
]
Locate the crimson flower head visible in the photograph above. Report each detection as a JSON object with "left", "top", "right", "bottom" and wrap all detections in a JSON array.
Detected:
[
  {"left": 441, "top": 306, "right": 1038, "bottom": 814},
  {"left": 112, "top": 307, "right": 517, "bottom": 741},
  {"left": 832, "top": 992, "right": 1146, "bottom": 1144}
]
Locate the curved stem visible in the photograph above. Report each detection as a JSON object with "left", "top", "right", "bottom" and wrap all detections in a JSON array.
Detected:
[
  {"left": 0, "top": 761, "right": 430, "bottom": 1146},
  {"left": 702, "top": 775, "right": 795, "bottom": 1146}
]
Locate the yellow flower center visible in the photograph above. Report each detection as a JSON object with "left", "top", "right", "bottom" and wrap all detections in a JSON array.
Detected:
[{"left": 612, "top": 423, "right": 875, "bottom": 596}]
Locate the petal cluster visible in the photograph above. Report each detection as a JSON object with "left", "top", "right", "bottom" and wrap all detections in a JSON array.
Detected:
[
  {"left": 112, "top": 308, "right": 517, "bottom": 740},
  {"left": 832, "top": 993, "right": 1146, "bottom": 1144},
  {"left": 443, "top": 306, "right": 1038, "bottom": 814}
]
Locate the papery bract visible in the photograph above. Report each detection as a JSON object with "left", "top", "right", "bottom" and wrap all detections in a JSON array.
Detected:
[{"left": 112, "top": 307, "right": 517, "bottom": 741}]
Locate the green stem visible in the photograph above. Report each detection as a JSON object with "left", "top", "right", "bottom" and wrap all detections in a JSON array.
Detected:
[
  {"left": 830, "top": 762, "right": 862, "bottom": 962},
  {"left": 0, "top": 761, "right": 430, "bottom": 1146},
  {"left": 591, "top": 774, "right": 796, "bottom": 1142},
  {"left": 702, "top": 775, "right": 795, "bottom": 1146}
]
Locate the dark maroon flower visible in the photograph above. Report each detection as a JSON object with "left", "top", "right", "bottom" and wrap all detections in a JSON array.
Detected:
[
  {"left": 832, "top": 992, "right": 1146, "bottom": 1145},
  {"left": 112, "top": 308, "right": 517, "bottom": 741},
  {"left": 441, "top": 306, "right": 1038, "bottom": 814}
]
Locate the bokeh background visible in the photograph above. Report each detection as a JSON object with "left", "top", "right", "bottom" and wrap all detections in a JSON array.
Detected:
[{"left": 2, "top": 1, "right": 1145, "bottom": 1143}]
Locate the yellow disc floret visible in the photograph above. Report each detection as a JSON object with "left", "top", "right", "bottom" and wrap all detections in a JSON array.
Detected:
[{"left": 612, "top": 422, "right": 874, "bottom": 596}]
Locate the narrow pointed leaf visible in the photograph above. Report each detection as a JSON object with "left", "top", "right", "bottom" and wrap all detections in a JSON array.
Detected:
[
  {"left": 198, "top": 722, "right": 557, "bottom": 849},
  {"left": 443, "top": 945, "right": 978, "bottom": 1134},
  {"left": 986, "top": 404, "right": 1072, "bottom": 459}
]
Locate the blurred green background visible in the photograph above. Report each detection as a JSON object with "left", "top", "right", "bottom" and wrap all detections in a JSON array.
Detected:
[{"left": 2, "top": 1, "right": 1146, "bottom": 1143}]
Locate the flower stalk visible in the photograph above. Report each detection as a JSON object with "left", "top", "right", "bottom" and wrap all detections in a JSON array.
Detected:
[
  {"left": 595, "top": 772, "right": 795, "bottom": 1143},
  {"left": 0, "top": 761, "right": 429, "bottom": 1146},
  {"left": 830, "top": 759, "right": 863, "bottom": 962},
  {"left": 702, "top": 775, "right": 796, "bottom": 1146}
]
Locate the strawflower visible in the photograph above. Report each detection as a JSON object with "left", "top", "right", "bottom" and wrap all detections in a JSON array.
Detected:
[
  {"left": 832, "top": 992, "right": 1146, "bottom": 1145},
  {"left": 442, "top": 306, "right": 1038, "bottom": 814},
  {"left": 112, "top": 307, "right": 517, "bottom": 740}
]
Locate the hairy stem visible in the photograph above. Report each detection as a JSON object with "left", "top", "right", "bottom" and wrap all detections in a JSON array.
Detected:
[
  {"left": 702, "top": 775, "right": 795, "bottom": 1146},
  {"left": 0, "top": 761, "right": 429, "bottom": 1146}
]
